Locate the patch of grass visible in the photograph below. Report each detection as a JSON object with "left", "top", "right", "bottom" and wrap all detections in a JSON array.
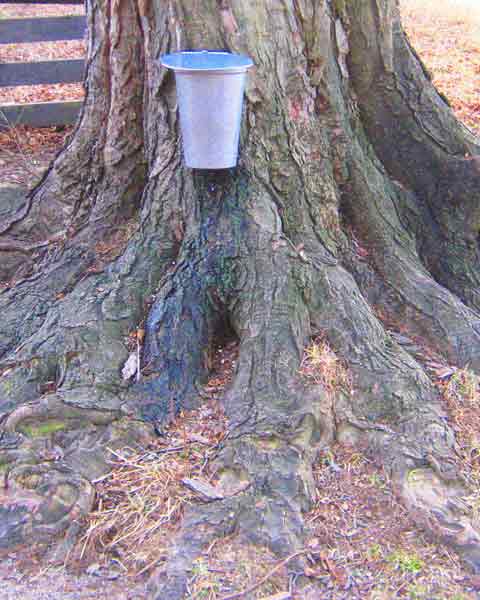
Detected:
[
  {"left": 300, "top": 336, "right": 352, "bottom": 394},
  {"left": 369, "top": 472, "right": 387, "bottom": 490},
  {"left": 366, "top": 543, "right": 384, "bottom": 561},
  {"left": 191, "top": 557, "right": 210, "bottom": 578},
  {"left": 189, "top": 556, "right": 221, "bottom": 598},
  {"left": 407, "top": 583, "right": 429, "bottom": 599},
  {"left": 19, "top": 420, "right": 67, "bottom": 438},
  {"left": 387, "top": 549, "right": 424, "bottom": 574}
]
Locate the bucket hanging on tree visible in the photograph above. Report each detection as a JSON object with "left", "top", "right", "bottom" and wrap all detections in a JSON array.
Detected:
[{"left": 161, "top": 51, "right": 254, "bottom": 169}]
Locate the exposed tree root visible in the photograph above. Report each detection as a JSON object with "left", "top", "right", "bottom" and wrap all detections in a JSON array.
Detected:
[
  {"left": 344, "top": 0, "right": 480, "bottom": 312},
  {"left": 147, "top": 179, "right": 480, "bottom": 596}
]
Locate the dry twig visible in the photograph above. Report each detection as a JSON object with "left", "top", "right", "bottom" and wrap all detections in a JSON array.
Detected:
[{"left": 219, "top": 550, "right": 307, "bottom": 600}]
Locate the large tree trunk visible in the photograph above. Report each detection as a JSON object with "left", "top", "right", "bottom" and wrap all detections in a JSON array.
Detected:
[{"left": 2, "top": 1, "right": 480, "bottom": 597}]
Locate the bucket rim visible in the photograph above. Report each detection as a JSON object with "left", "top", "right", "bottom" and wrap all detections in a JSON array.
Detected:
[{"left": 161, "top": 50, "right": 254, "bottom": 73}]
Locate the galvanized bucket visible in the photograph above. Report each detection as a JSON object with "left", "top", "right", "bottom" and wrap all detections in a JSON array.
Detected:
[{"left": 161, "top": 51, "right": 253, "bottom": 169}]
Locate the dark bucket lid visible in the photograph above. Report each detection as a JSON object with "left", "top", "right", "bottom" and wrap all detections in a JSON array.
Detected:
[{"left": 161, "top": 51, "right": 254, "bottom": 74}]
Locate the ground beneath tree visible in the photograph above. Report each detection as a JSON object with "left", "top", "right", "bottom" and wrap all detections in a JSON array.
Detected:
[
  {"left": 2, "top": 343, "right": 480, "bottom": 600},
  {"left": 0, "top": 559, "right": 146, "bottom": 600},
  {"left": 402, "top": 0, "right": 480, "bottom": 135},
  {"left": 1, "top": 0, "right": 480, "bottom": 599}
]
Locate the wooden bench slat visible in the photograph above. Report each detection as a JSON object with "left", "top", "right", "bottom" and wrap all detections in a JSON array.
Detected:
[
  {"left": 0, "top": 59, "right": 84, "bottom": 87},
  {"left": 0, "top": 16, "right": 86, "bottom": 44},
  {"left": 0, "top": 100, "right": 82, "bottom": 128}
]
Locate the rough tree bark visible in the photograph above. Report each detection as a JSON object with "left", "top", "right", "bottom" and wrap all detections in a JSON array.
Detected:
[{"left": 1, "top": 0, "right": 480, "bottom": 597}]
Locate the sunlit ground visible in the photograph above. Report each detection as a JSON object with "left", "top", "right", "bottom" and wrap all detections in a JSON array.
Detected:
[{"left": 401, "top": 0, "right": 480, "bottom": 135}]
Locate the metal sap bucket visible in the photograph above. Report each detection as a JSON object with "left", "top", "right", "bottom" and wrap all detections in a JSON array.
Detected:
[{"left": 161, "top": 51, "right": 253, "bottom": 169}]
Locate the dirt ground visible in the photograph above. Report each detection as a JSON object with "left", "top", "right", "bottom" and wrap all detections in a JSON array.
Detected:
[
  {"left": 401, "top": 0, "right": 480, "bottom": 134},
  {"left": 0, "top": 1, "right": 480, "bottom": 599},
  {"left": 0, "top": 558, "right": 146, "bottom": 600},
  {"left": 2, "top": 345, "right": 480, "bottom": 599}
]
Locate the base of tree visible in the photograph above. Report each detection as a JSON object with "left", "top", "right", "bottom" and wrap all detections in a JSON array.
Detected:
[{"left": 2, "top": 2, "right": 480, "bottom": 598}]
